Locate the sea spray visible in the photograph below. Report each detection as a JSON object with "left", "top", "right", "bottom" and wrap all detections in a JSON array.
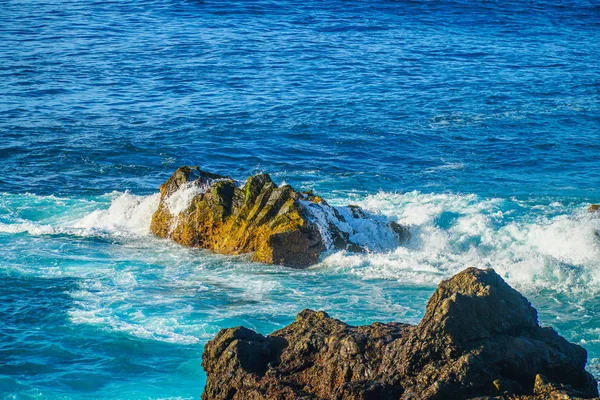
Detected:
[
  {"left": 3, "top": 190, "right": 600, "bottom": 293},
  {"left": 301, "top": 200, "right": 401, "bottom": 252},
  {"left": 323, "top": 191, "right": 600, "bottom": 294},
  {"left": 73, "top": 192, "right": 160, "bottom": 236}
]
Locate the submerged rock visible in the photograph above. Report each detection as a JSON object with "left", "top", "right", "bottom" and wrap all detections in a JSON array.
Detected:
[
  {"left": 201, "top": 268, "right": 598, "bottom": 400},
  {"left": 150, "top": 166, "right": 410, "bottom": 268}
]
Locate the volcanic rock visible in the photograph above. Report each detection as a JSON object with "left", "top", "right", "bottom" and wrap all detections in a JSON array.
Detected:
[{"left": 201, "top": 268, "right": 599, "bottom": 399}]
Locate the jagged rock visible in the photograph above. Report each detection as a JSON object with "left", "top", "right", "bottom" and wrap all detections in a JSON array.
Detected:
[
  {"left": 384, "top": 268, "right": 597, "bottom": 399},
  {"left": 201, "top": 268, "right": 598, "bottom": 400},
  {"left": 589, "top": 204, "right": 600, "bottom": 214},
  {"left": 150, "top": 167, "right": 410, "bottom": 268}
]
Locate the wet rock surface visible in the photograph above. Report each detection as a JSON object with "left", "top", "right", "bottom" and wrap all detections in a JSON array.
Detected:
[
  {"left": 150, "top": 166, "right": 410, "bottom": 268},
  {"left": 201, "top": 268, "right": 599, "bottom": 399}
]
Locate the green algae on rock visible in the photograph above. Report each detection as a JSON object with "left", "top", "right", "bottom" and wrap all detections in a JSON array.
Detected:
[
  {"left": 150, "top": 166, "right": 410, "bottom": 268},
  {"left": 588, "top": 204, "right": 600, "bottom": 214}
]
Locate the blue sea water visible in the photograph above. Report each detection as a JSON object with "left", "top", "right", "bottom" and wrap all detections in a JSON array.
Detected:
[{"left": 1, "top": 0, "right": 600, "bottom": 398}]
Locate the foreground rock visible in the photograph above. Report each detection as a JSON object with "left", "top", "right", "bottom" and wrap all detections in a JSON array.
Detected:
[
  {"left": 202, "top": 268, "right": 598, "bottom": 399},
  {"left": 150, "top": 166, "right": 409, "bottom": 268}
]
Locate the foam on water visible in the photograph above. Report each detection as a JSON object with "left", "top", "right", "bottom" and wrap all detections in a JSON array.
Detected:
[
  {"left": 2, "top": 190, "right": 600, "bottom": 364},
  {"left": 2, "top": 0, "right": 599, "bottom": 396},
  {"left": 73, "top": 192, "right": 160, "bottom": 236},
  {"left": 2, "top": 189, "right": 600, "bottom": 398},
  {"left": 324, "top": 191, "right": 600, "bottom": 294},
  {"left": 28, "top": 185, "right": 593, "bottom": 300},
  {"left": 0, "top": 191, "right": 159, "bottom": 239},
  {"left": 164, "top": 183, "right": 203, "bottom": 216},
  {"left": 301, "top": 200, "right": 400, "bottom": 252},
  {"left": 0, "top": 221, "right": 59, "bottom": 235},
  {"left": 3, "top": 189, "right": 600, "bottom": 296},
  {"left": 68, "top": 287, "right": 202, "bottom": 345}
]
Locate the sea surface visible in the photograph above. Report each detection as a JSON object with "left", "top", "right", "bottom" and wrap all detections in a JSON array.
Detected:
[{"left": 1, "top": 0, "right": 600, "bottom": 398}]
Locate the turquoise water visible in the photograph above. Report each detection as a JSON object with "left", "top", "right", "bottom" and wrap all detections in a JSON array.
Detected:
[{"left": 1, "top": 0, "right": 600, "bottom": 398}]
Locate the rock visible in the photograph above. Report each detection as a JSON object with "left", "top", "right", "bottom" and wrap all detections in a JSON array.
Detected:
[
  {"left": 588, "top": 204, "right": 600, "bottom": 214},
  {"left": 385, "top": 268, "right": 597, "bottom": 399},
  {"left": 201, "top": 268, "right": 599, "bottom": 400},
  {"left": 348, "top": 204, "right": 367, "bottom": 219},
  {"left": 390, "top": 221, "right": 411, "bottom": 244},
  {"left": 150, "top": 167, "right": 410, "bottom": 268}
]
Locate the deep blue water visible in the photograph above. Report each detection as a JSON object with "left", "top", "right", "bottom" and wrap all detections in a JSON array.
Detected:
[{"left": 1, "top": 0, "right": 600, "bottom": 398}]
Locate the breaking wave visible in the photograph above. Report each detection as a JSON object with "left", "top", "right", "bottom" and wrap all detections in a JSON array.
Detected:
[
  {"left": 2, "top": 189, "right": 600, "bottom": 294},
  {"left": 0, "top": 191, "right": 159, "bottom": 238},
  {"left": 73, "top": 192, "right": 160, "bottom": 236},
  {"left": 324, "top": 191, "right": 600, "bottom": 294}
]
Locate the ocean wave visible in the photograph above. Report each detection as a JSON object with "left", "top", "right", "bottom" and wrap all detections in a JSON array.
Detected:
[
  {"left": 73, "top": 192, "right": 160, "bottom": 236},
  {"left": 324, "top": 191, "right": 600, "bottom": 294},
  {"left": 301, "top": 200, "right": 400, "bottom": 252},
  {"left": 0, "top": 221, "right": 60, "bottom": 235},
  {"left": 163, "top": 182, "right": 202, "bottom": 216},
  {"left": 0, "top": 191, "right": 159, "bottom": 239},
  {"left": 2, "top": 189, "right": 600, "bottom": 294},
  {"left": 4, "top": 188, "right": 598, "bottom": 351}
]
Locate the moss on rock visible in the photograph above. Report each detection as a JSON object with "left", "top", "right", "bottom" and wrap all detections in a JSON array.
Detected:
[{"left": 150, "top": 167, "right": 410, "bottom": 268}]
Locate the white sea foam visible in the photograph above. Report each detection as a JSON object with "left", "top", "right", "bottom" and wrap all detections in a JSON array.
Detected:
[
  {"left": 73, "top": 192, "right": 160, "bottom": 236},
  {"left": 68, "top": 278, "right": 204, "bottom": 345},
  {"left": 3, "top": 189, "right": 600, "bottom": 297},
  {"left": 0, "top": 221, "right": 59, "bottom": 235},
  {"left": 0, "top": 191, "right": 160, "bottom": 239},
  {"left": 163, "top": 178, "right": 233, "bottom": 217},
  {"left": 301, "top": 200, "right": 399, "bottom": 253},
  {"left": 69, "top": 306, "right": 202, "bottom": 344},
  {"left": 6, "top": 189, "right": 597, "bottom": 347},
  {"left": 323, "top": 191, "right": 600, "bottom": 294},
  {"left": 163, "top": 183, "right": 202, "bottom": 216}
]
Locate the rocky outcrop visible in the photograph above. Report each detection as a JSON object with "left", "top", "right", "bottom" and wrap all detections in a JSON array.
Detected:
[
  {"left": 201, "top": 268, "right": 599, "bottom": 400},
  {"left": 150, "top": 167, "right": 409, "bottom": 268}
]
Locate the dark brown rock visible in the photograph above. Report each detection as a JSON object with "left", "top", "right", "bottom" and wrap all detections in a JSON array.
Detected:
[
  {"left": 385, "top": 268, "right": 597, "bottom": 399},
  {"left": 201, "top": 268, "right": 599, "bottom": 400},
  {"left": 150, "top": 167, "right": 410, "bottom": 268}
]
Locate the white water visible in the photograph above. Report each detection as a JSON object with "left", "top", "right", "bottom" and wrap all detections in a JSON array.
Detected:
[
  {"left": 163, "top": 182, "right": 203, "bottom": 216},
  {"left": 73, "top": 192, "right": 160, "bottom": 235},
  {"left": 323, "top": 191, "right": 600, "bottom": 294},
  {"left": 0, "top": 191, "right": 159, "bottom": 238},
  {"left": 2, "top": 189, "right": 600, "bottom": 296},
  {"left": 301, "top": 200, "right": 400, "bottom": 252}
]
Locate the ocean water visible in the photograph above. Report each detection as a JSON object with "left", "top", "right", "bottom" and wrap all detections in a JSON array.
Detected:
[{"left": 1, "top": 0, "right": 600, "bottom": 398}]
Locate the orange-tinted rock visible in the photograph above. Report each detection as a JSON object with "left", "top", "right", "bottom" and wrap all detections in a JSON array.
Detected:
[{"left": 151, "top": 167, "right": 411, "bottom": 268}]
